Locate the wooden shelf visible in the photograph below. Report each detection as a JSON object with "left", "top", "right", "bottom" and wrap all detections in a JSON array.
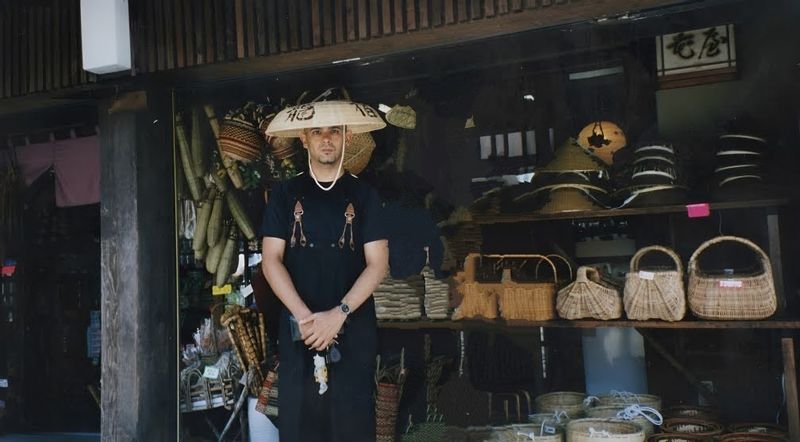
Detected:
[
  {"left": 472, "top": 198, "right": 789, "bottom": 224},
  {"left": 378, "top": 318, "right": 800, "bottom": 330}
]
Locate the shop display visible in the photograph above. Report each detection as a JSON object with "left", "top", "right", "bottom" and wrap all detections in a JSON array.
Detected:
[
  {"left": 179, "top": 353, "right": 242, "bottom": 413},
  {"left": 566, "top": 418, "right": 645, "bottom": 442},
  {"left": 713, "top": 133, "right": 767, "bottom": 196},
  {"left": 618, "top": 144, "right": 687, "bottom": 208},
  {"left": 373, "top": 271, "right": 425, "bottom": 320},
  {"left": 556, "top": 266, "right": 622, "bottom": 320},
  {"left": 576, "top": 120, "right": 628, "bottom": 165},
  {"left": 687, "top": 236, "right": 776, "bottom": 320},
  {"left": 623, "top": 246, "right": 686, "bottom": 322},
  {"left": 496, "top": 255, "right": 559, "bottom": 321}
]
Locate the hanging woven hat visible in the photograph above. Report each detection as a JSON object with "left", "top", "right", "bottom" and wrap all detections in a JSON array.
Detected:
[
  {"left": 385, "top": 104, "right": 416, "bottom": 129},
  {"left": 576, "top": 120, "right": 627, "bottom": 165},
  {"left": 264, "top": 100, "right": 386, "bottom": 137},
  {"left": 540, "top": 138, "right": 606, "bottom": 173},
  {"left": 219, "top": 106, "right": 264, "bottom": 163}
]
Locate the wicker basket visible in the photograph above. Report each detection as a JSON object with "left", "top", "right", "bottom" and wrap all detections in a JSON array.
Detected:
[
  {"left": 661, "top": 418, "right": 723, "bottom": 439},
  {"left": 497, "top": 254, "right": 559, "bottom": 321},
  {"left": 647, "top": 433, "right": 708, "bottom": 442},
  {"left": 586, "top": 406, "right": 660, "bottom": 436},
  {"left": 727, "top": 422, "right": 787, "bottom": 437},
  {"left": 596, "top": 392, "right": 662, "bottom": 411},
  {"left": 491, "top": 424, "right": 564, "bottom": 441},
  {"left": 535, "top": 392, "right": 587, "bottom": 418},
  {"left": 662, "top": 405, "right": 719, "bottom": 421},
  {"left": 719, "top": 433, "right": 788, "bottom": 442},
  {"left": 452, "top": 253, "right": 499, "bottom": 320},
  {"left": 344, "top": 131, "right": 376, "bottom": 174},
  {"left": 528, "top": 412, "right": 570, "bottom": 432},
  {"left": 219, "top": 115, "right": 263, "bottom": 163},
  {"left": 376, "top": 382, "right": 402, "bottom": 442},
  {"left": 566, "top": 418, "right": 645, "bottom": 442},
  {"left": 557, "top": 266, "right": 622, "bottom": 320},
  {"left": 623, "top": 246, "right": 686, "bottom": 321},
  {"left": 687, "top": 236, "right": 777, "bottom": 320}
]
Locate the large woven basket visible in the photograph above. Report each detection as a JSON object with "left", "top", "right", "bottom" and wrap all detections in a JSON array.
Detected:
[
  {"left": 596, "top": 392, "right": 662, "bottom": 411},
  {"left": 586, "top": 406, "right": 660, "bottom": 436},
  {"left": 376, "top": 382, "right": 402, "bottom": 442},
  {"left": 623, "top": 246, "right": 686, "bottom": 321},
  {"left": 687, "top": 236, "right": 776, "bottom": 320},
  {"left": 219, "top": 114, "right": 263, "bottom": 163},
  {"left": 452, "top": 253, "right": 498, "bottom": 320},
  {"left": 566, "top": 418, "right": 645, "bottom": 442},
  {"left": 719, "top": 433, "right": 788, "bottom": 442},
  {"left": 647, "top": 434, "right": 708, "bottom": 441},
  {"left": 344, "top": 131, "right": 376, "bottom": 174},
  {"left": 497, "top": 254, "right": 559, "bottom": 321},
  {"left": 535, "top": 392, "right": 587, "bottom": 418},
  {"left": 662, "top": 405, "right": 719, "bottom": 421},
  {"left": 557, "top": 266, "right": 622, "bottom": 320},
  {"left": 727, "top": 422, "right": 787, "bottom": 437},
  {"left": 491, "top": 424, "right": 564, "bottom": 441}
]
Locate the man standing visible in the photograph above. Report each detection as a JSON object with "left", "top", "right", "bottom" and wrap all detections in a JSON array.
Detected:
[{"left": 261, "top": 100, "right": 388, "bottom": 441}]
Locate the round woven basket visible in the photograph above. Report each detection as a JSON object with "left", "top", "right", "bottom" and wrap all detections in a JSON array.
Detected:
[
  {"left": 376, "top": 382, "right": 401, "bottom": 442},
  {"left": 647, "top": 433, "right": 707, "bottom": 442},
  {"left": 567, "top": 418, "right": 645, "bottom": 442},
  {"left": 528, "top": 412, "right": 570, "bottom": 430},
  {"left": 535, "top": 392, "right": 587, "bottom": 418},
  {"left": 344, "top": 131, "right": 376, "bottom": 174},
  {"left": 219, "top": 118, "right": 263, "bottom": 163},
  {"left": 727, "top": 422, "right": 787, "bottom": 437},
  {"left": 661, "top": 418, "right": 723, "bottom": 438},
  {"left": 586, "top": 406, "right": 657, "bottom": 436},
  {"left": 493, "top": 424, "right": 564, "bottom": 441},
  {"left": 662, "top": 405, "right": 719, "bottom": 421},
  {"left": 597, "top": 393, "right": 662, "bottom": 411},
  {"left": 719, "top": 433, "right": 788, "bottom": 442}
]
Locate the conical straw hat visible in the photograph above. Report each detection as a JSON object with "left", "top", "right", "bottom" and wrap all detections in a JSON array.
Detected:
[
  {"left": 264, "top": 100, "right": 386, "bottom": 137},
  {"left": 540, "top": 138, "right": 606, "bottom": 173}
]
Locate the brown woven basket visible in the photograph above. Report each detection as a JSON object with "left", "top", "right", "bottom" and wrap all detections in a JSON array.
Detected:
[
  {"left": 719, "top": 433, "right": 788, "bottom": 442},
  {"left": 566, "top": 418, "right": 645, "bottom": 442},
  {"left": 647, "top": 433, "right": 708, "bottom": 442},
  {"left": 624, "top": 246, "right": 686, "bottom": 321},
  {"left": 344, "top": 131, "right": 376, "bottom": 174},
  {"left": 376, "top": 382, "right": 402, "bottom": 442},
  {"left": 219, "top": 116, "right": 263, "bottom": 163},
  {"left": 496, "top": 254, "right": 559, "bottom": 321},
  {"left": 452, "top": 253, "right": 498, "bottom": 320},
  {"left": 727, "top": 422, "right": 787, "bottom": 437},
  {"left": 662, "top": 405, "right": 719, "bottom": 421},
  {"left": 661, "top": 418, "right": 723, "bottom": 438},
  {"left": 557, "top": 266, "right": 622, "bottom": 320},
  {"left": 597, "top": 393, "right": 662, "bottom": 411},
  {"left": 687, "top": 236, "right": 776, "bottom": 320},
  {"left": 491, "top": 424, "right": 564, "bottom": 441},
  {"left": 534, "top": 392, "right": 587, "bottom": 418}
]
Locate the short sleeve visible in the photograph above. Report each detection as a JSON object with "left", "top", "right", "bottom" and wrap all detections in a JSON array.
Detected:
[
  {"left": 361, "top": 186, "right": 388, "bottom": 244},
  {"left": 260, "top": 181, "right": 291, "bottom": 240}
]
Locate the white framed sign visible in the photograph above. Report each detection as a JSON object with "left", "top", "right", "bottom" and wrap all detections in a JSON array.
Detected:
[{"left": 656, "top": 25, "right": 737, "bottom": 88}]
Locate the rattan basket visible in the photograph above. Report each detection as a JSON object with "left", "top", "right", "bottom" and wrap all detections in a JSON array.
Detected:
[
  {"left": 719, "top": 433, "right": 788, "bottom": 442},
  {"left": 687, "top": 236, "right": 777, "bottom": 320},
  {"left": 491, "top": 424, "right": 564, "bottom": 441},
  {"left": 647, "top": 434, "right": 707, "bottom": 442},
  {"left": 661, "top": 418, "right": 723, "bottom": 439},
  {"left": 596, "top": 392, "right": 662, "bottom": 411},
  {"left": 662, "top": 405, "right": 719, "bottom": 421},
  {"left": 623, "top": 246, "right": 686, "bottom": 321},
  {"left": 497, "top": 254, "right": 559, "bottom": 321},
  {"left": 535, "top": 392, "right": 587, "bottom": 418},
  {"left": 586, "top": 406, "right": 660, "bottom": 436},
  {"left": 452, "top": 253, "right": 498, "bottom": 320},
  {"left": 727, "top": 422, "right": 787, "bottom": 437},
  {"left": 345, "top": 131, "right": 376, "bottom": 174},
  {"left": 566, "top": 418, "right": 645, "bottom": 442},
  {"left": 557, "top": 266, "right": 622, "bottom": 320},
  {"left": 219, "top": 113, "right": 263, "bottom": 163}
]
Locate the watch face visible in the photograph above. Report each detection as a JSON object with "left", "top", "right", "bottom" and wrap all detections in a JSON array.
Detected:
[{"left": 340, "top": 303, "right": 350, "bottom": 314}]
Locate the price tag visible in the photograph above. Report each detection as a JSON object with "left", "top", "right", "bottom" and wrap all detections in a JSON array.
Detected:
[
  {"left": 686, "top": 203, "right": 711, "bottom": 218},
  {"left": 544, "top": 425, "right": 556, "bottom": 435},
  {"left": 240, "top": 284, "right": 254, "bottom": 297},
  {"left": 0, "top": 379, "right": 8, "bottom": 388},
  {"left": 719, "top": 280, "right": 743, "bottom": 288},
  {"left": 638, "top": 271, "right": 655, "bottom": 280},
  {"left": 723, "top": 268, "right": 735, "bottom": 275},
  {"left": 212, "top": 284, "right": 233, "bottom": 296},
  {"left": 202, "top": 366, "right": 220, "bottom": 379}
]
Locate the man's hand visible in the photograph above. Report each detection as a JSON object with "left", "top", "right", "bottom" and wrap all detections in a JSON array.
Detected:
[
  {"left": 300, "top": 307, "right": 347, "bottom": 351},
  {"left": 298, "top": 315, "right": 315, "bottom": 340}
]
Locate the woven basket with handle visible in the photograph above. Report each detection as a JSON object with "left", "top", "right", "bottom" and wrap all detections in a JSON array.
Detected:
[
  {"left": 624, "top": 246, "right": 686, "bottom": 321},
  {"left": 687, "top": 236, "right": 776, "bottom": 320},
  {"left": 567, "top": 418, "right": 645, "bottom": 442},
  {"left": 596, "top": 392, "right": 662, "bottom": 411},
  {"left": 452, "top": 253, "right": 499, "bottom": 320},
  {"left": 496, "top": 254, "right": 559, "bottom": 321},
  {"left": 557, "top": 266, "right": 622, "bottom": 320},
  {"left": 586, "top": 405, "right": 659, "bottom": 436},
  {"left": 534, "top": 392, "right": 587, "bottom": 418}
]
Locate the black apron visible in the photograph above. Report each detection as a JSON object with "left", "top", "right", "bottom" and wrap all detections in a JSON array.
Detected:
[{"left": 276, "top": 174, "right": 377, "bottom": 442}]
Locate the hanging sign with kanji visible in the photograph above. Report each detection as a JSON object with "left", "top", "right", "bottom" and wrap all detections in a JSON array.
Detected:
[{"left": 656, "top": 24, "right": 737, "bottom": 89}]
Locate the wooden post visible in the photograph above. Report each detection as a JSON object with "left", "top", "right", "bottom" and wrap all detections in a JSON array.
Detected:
[
  {"left": 99, "top": 90, "right": 177, "bottom": 441},
  {"left": 782, "top": 337, "right": 799, "bottom": 440}
]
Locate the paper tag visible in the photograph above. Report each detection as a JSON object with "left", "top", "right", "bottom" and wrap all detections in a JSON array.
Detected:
[
  {"left": 686, "top": 203, "right": 711, "bottom": 218},
  {"left": 638, "top": 271, "right": 655, "bottom": 280},
  {"left": 723, "top": 268, "right": 735, "bottom": 275},
  {"left": 0, "top": 379, "right": 8, "bottom": 388},
  {"left": 544, "top": 425, "right": 556, "bottom": 434},
  {"left": 719, "top": 280, "right": 743, "bottom": 288},
  {"left": 202, "top": 366, "right": 220, "bottom": 379},
  {"left": 240, "top": 284, "right": 254, "bottom": 297},
  {"left": 212, "top": 284, "right": 233, "bottom": 296}
]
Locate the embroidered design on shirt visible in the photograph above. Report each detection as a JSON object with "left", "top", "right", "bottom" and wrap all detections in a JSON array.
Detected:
[
  {"left": 338, "top": 203, "right": 355, "bottom": 251},
  {"left": 291, "top": 200, "right": 307, "bottom": 248}
]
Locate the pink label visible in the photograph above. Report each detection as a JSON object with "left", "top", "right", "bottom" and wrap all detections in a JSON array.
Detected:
[
  {"left": 686, "top": 203, "right": 711, "bottom": 218},
  {"left": 719, "top": 280, "right": 743, "bottom": 288},
  {"left": 1, "top": 265, "right": 15, "bottom": 277}
]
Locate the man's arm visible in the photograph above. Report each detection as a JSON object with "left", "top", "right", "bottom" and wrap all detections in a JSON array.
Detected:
[
  {"left": 261, "top": 237, "right": 313, "bottom": 325},
  {"left": 301, "top": 239, "right": 389, "bottom": 351}
]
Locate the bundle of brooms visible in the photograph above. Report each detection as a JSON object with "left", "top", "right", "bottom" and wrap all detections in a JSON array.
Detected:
[{"left": 221, "top": 306, "right": 268, "bottom": 396}]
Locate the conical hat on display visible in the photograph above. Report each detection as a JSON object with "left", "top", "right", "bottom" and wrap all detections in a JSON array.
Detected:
[
  {"left": 264, "top": 100, "right": 386, "bottom": 137},
  {"left": 539, "top": 138, "right": 606, "bottom": 173}
]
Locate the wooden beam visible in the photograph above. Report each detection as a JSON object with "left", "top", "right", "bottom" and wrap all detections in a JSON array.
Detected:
[
  {"left": 100, "top": 91, "right": 177, "bottom": 441},
  {"left": 638, "top": 330, "right": 718, "bottom": 405},
  {"left": 782, "top": 337, "right": 800, "bottom": 440}
]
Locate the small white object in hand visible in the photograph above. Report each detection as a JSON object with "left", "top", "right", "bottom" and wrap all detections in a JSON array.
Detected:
[{"left": 313, "top": 354, "right": 328, "bottom": 395}]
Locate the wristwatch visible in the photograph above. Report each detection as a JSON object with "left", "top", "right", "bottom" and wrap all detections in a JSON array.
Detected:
[{"left": 339, "top": 302, "right": 351, "bottom": 316}]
